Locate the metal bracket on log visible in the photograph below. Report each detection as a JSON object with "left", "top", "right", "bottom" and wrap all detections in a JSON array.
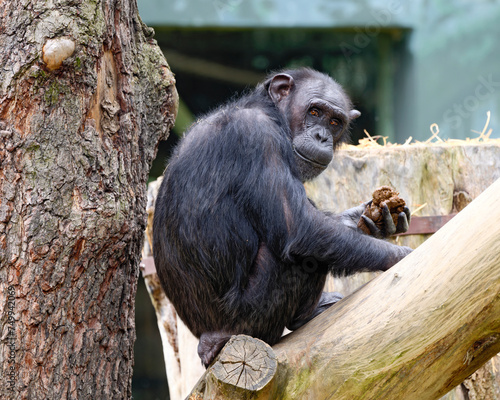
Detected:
[
  {"left": 140, "top": 256, "right": 157, "bottom": 277},
  {"left": 397, "top": 213, "right": 457, "bottom": 236}
]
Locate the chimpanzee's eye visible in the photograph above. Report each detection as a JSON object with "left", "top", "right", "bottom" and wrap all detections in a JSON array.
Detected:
[
  {"left": 309, "top": 108, "right": 319, "bottom": 117},
  {"left": 330, "top": 119, "right": 339, "bottom": 126}
]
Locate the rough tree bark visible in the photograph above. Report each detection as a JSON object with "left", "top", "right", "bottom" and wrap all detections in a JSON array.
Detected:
[
  {"left": 188, "top": 177, "right": 500, "bottom": 399},
  {"left": 0, "top": 0, "right": 177, "bottom": 398}
]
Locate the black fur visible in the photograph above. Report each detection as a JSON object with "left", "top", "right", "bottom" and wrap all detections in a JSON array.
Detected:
[{"left": 153, "top": 68, "right": 411, "bottom": 366}]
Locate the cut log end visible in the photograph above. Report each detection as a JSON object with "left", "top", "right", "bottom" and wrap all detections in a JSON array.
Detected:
[
  {"left": 211, "top": 335, "right": 278, "bottom": 391},
  {"left": 188, "top": 335, "right": 278, "bottom": 399}
]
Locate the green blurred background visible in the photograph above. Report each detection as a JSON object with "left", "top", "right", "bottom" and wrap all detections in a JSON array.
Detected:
[{"left": 143, "top": 0, "right": 500, "bottom": 181}]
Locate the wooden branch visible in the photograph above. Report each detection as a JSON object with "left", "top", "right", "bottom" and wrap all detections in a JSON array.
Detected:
[
  {"left": 143, "top": 182, "right": 205, "bottom": 399},
  {"left": 188, "top": 177, "right": 500, "bottom": 399},
  {"left": 164, "top": 49, "right": 265, "bottom": 86}
]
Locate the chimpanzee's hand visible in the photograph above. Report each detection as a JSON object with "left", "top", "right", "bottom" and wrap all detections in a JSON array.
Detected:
[
  {"left": 360, "top": 204, "right": 411, "bottom": 239},
  {"left": 339, "top": 201, "right": 370, "bottom": 230}
]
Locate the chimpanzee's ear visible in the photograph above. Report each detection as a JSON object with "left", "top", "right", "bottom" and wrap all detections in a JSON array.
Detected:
[
  {"left": 349, "top": 110, "right": 361, "bottom": 120},
  {"left": 267, "top": 73, "right": 294, "bottom": 103}
]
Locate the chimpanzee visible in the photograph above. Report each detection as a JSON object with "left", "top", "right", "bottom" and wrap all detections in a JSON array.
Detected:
[{"left": 153, "top": 68, "right": 412, "bottom": 367}]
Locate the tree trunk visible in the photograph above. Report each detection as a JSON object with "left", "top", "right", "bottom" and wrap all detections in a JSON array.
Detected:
[
  {"left": 189, "top": 177, "right": 500, "bottom": 399},
  {"left": 0, "top": 0, "right": 177, "bottom": 398}
]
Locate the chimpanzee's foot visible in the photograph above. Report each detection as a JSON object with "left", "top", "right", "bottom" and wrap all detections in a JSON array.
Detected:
[
  {"left": 287, "top": 291, "right": 343, "bottom": 331},
  {"left": 198, "top": 331, "right": 233, "bottom": 367}
]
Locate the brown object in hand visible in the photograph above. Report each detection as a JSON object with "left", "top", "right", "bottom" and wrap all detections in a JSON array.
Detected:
[{"left": 357, "top": 186, "right": 406, "bottom": 234}]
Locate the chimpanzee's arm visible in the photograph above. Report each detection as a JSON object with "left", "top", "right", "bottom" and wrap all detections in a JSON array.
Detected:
[
  {"left": 284, "top": 198, "right": 412, "bottom": 275},
  {"left": 231, "top": 109, "right": 411, "bottom": 276}
]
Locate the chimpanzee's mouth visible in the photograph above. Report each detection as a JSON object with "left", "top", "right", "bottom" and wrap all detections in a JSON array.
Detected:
[{"left": 293, "top": 147, "right": 329, "bottom": 169}]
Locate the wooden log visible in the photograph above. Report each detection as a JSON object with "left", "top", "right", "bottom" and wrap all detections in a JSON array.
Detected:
[
  {"left": 189, "top": 336, "right": 277, "bottom": 400},
  {"left": 188, "top": 177, "right": 500, "bottom": 399},
  {"left": 305, "top": 142, "right": 500, "bottom": 398}
]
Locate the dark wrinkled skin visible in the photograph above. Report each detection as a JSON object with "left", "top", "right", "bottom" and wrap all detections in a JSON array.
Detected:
[{"left": 153, "top": 68, "right": 412, "bottom": 367}]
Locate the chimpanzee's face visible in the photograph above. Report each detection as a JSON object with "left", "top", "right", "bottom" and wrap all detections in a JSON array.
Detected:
[
  {"left": 267, "top": 72, "right": 360, "bottom": 182},
  {"left": 287, "top": 77, "right": 359, "bottom": 181}
]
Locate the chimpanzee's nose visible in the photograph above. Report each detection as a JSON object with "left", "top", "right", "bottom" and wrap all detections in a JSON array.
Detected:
[{"left": 314, "top": 129, "right": 329, "bottom": 143}]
